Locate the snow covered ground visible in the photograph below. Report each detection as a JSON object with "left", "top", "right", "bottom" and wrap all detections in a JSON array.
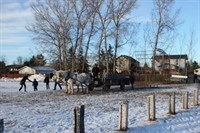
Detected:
[{"left": 0, "top": 75, "right": 200, "bottom": 133}]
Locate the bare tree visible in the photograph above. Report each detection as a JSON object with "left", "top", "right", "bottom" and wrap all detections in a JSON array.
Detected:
[
  {"left": 27, "top": 0, "right": 139, "bottom": 72},
  {"left": 151, "top": 0, "right": 180, "bottom": 71},
  {"left": 0, "top": 55, "right": 7, "bottom": 66},
  {"left": 81, "top": 0, "right": 100, "bottom": 72},
  {"left": 70, "top": 0, "right": 98, "bottom": 72},
  {"left": 27, "top": 0, "right": 71, "bottom": 70},
  {"left": 16, "top": 56, "right": 23, "bottom": 65},
  {"left": 187, "top": 28, "right": 196, "bottom": 61},
  {"left": 110, "top": 0, "right": 137, "bottom": 73},
  {"left": 96, "top": 0, "right": 113, "bottom": 73},
  {"left": 70, "top": 0, "right": 88, "bottom": 71}
]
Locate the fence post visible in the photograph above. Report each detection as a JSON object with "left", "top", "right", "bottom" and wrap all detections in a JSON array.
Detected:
[
  {"left": 0, "top": 119, "right": 3, "bottom": 133},
  {"left": 147, "top": 95, "right": 155, "bottom": 121},
  {"left": 193, "top": 89, "right": 199, "bottom": 106},
  {"left": 169, "top": 92, "right": 176, "bottom": 115},
  {"left": 73, "top": 105, "right": 85, "bottom": 133},
  {"left": 182, "top": 92, "right": 188, "bottom": 109},
  {"left": 118, "top": 101, "right": 129, "bottom": 131}
]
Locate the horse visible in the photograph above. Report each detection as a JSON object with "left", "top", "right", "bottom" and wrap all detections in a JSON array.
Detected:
[{"left": 64, "top": 72, "right": 91, "bottom": 94}]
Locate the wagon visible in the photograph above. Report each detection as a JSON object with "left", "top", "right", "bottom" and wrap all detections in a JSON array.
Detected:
[{"left": 89, "top": 73, "right": 130, "bottom": 91}]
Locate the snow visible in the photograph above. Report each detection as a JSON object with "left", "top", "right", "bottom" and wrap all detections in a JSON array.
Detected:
[{"left": 0, "top": 74, "right": 200, "bottom": 133}]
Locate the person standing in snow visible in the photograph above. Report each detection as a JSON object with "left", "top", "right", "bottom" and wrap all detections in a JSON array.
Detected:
[
  {"left": 130, "top": 71, "right": 135, "bottom": 89},
  {"left": 32, "top": 78, "right": 38, "bottom": 91},
  {"left": 53, "top": 74, "right": 62, "bottom": 90},
  {"left": 19, "top": 74, "right": 32, "bottom": 92},
  {"left": 44, "top": 74, "right": 50, "bottom": 89}
]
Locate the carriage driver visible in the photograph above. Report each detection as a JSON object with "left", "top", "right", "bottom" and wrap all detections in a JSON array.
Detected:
[{"left": 92, "top": 64, "right": 100, "bottom": 81}]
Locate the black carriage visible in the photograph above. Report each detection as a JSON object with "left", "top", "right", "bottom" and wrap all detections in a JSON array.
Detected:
[{"left": 89, "top": 73, "right": 130, "bottom": 91}]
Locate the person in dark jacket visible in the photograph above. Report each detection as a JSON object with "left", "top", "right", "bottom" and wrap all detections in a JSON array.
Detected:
[
  {"left": 32, "top": 79, "right": 38, "bottom": 91},
  {"left": 44, "top": 74, "right": 50, "bottom": 89},
  {"left": 130, "top": 71, "right": 135, "bottom": 89},
  {"left": 194, "top": 74, "right": 197, "bottom": 83},
  {"left": 92, "top": 64, "right": 100, "bottom": 81},
  {"left": 19, "top": 74, "right": 32, "bottom": 92}
]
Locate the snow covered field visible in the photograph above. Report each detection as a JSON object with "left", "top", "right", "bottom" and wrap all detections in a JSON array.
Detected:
[{"left": 0, "top": 75, "right": 200, "bottom": 133}]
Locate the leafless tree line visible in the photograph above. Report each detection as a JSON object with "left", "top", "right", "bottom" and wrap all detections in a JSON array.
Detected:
[
  {"left": 27, "top": 0, "right": 137, "bottom": 72},
  {"left": 27, "top": 0, "right": 183, "bottom": 74}
]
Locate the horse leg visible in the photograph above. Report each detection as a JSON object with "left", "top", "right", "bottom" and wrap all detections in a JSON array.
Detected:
[
  {"left": 64, "top": 85, "right": 68, "bottom": 93},
  {"left": 71, "top": 81, "right": 74, "bottom": 94},
  {"left": 85, "top": 86, "right": 88, "bottom": 94},
  {"left": 67, "top": 85, "right": 70, "bottom": 94},
  {"left": 81, "top": 84, "right": 84, "bottom": 93},
  {"left": 77, "top": 84, "right": 79, "bottom": 93},
  {"left": 67, "top": 82, "right": 71, "bottom": 94}
]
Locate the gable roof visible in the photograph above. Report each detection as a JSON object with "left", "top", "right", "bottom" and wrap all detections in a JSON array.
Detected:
[
  {"left": 117, "top": 55, "right": 139, "bottom": 63},
  {"left": 5, "top": 65, "right": 25, "bottom": 69},
  {"left": 32, "top": 66, "right": 55, "bottom": 71},
  {"left": 18, "top": 66, "right": 33, "bottom": 71}
]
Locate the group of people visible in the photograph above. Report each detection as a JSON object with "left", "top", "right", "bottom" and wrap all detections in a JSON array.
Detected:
[
  {"left": 19, "top": 74, "right": 50, "bottom": 92},
  {"left": 18, "top": 63, "right": 136, "bottom": 92}
]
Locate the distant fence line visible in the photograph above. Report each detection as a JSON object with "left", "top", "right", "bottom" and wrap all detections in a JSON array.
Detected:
[{"left": 0, "top": 74, "right": 25, "bottom": 79}]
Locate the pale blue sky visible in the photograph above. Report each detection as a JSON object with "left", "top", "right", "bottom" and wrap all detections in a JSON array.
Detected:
[{"left": 0, "top": 0, "right": 199, "bottom": 65}]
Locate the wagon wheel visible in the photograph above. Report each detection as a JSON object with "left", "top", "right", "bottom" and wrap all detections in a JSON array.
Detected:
[
  {"left": 102, "top": 79, "right": 110, "bottom": 91},
  {"left": 88, "top": 86, "right": 94, "bottom": 91},
  {"left": 120, "top": 81, "right": 125, "bottom": 90},
  {"left": 102, "top": 85, "right": 110, "bottom": 91}
]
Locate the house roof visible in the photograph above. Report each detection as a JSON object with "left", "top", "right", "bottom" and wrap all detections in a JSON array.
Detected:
[
  {"left": 154, "top": 54, "right": 188, "bottom": 60},
  {"left": 18, "top": 66, "right": 33, "bottom": 71},
  {"left": 32, "top": 66, "right": 55, "bottom": 71},
  {"left": 117, "top": 55, "right": 139, "bottom": 63},
  {"left": 5, "top": 65, "right": 25, "bottom": 69}
]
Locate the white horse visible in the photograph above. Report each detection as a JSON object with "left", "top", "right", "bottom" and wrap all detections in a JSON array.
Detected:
[{"left": 64, "top": 72, "right": 91, "bottom": 94}]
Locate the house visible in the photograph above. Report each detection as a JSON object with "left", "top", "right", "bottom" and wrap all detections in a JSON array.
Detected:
[
  {"left": 116, "top": 55, "right": 140, "bottom": 74},
  {"left": 18, "top": 66, "right": 36, "bottom": 74},
  {"left": 154, "top": 54, "right": 188, "bottom": 75},
  {"left": 18, "top": 66, "right": 56, "bottom": 75},
  {"left": 0, "top": 65, "right": 24, "bottom": 74}
]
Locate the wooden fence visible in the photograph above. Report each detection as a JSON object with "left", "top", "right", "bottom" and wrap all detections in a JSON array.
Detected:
[
  {"left": 0, "top": 74, "right": 25, "bottom": 79},
  {"left": 71, "top": 86, "right": 199, "bottom": 132}
]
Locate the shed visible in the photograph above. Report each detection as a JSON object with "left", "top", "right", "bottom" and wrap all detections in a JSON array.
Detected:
[{"left": 18, "top": 66, "right": 36, "bottom": 74}]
